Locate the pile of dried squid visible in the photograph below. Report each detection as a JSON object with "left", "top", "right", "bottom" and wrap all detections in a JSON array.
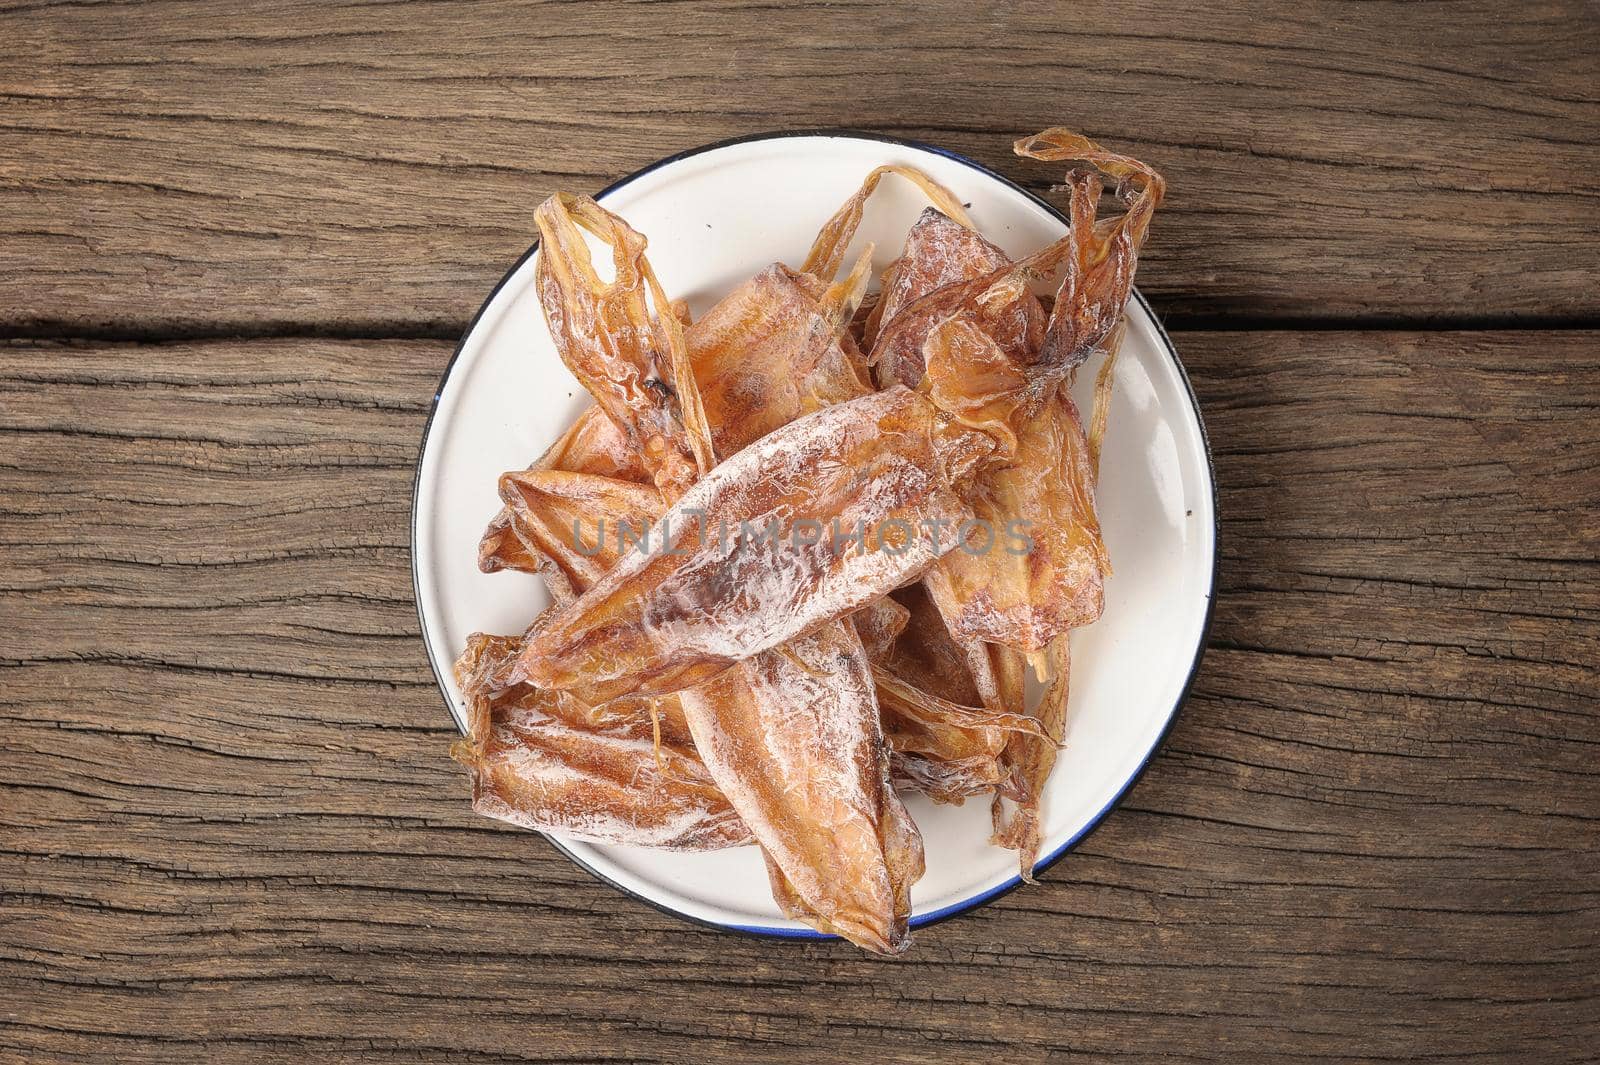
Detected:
[{"left": 450, "top": 128, "right": 1164, "bottom": 954}]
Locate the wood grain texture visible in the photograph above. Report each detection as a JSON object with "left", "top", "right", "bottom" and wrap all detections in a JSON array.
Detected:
[
  {"left": 2, "top": 0, "right": 1598, "bottom": 334},
  {"left": 2, "top": 331, "right": 1595, "bottom": 1063}
]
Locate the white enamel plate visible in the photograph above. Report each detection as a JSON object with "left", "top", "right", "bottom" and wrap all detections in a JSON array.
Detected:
[{"left": 412, "top": 132, "right": 1217, "bottom": 938}]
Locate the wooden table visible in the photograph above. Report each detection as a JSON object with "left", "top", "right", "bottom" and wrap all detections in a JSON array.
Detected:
[{"left": 3, "top": 3, "right": 1596, "bottom": 1062}]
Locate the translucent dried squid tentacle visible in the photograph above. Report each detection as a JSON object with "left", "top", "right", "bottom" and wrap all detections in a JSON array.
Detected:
[
  {"left": 533, "top": 194, "right": 711, "bottom": 501},
  {"left": 869, "top": 586, "right": 1017, "bottom": 804},
  {"left": 874, "top": 668, "right": 1046, "bottom": 738},
  {"left": 802, "top": 165, "right": 974, "bottom": 282},
  {"left": 1086, "top": 319, "right": 1125, "bottom": 481},
  {"left": 872, "top": 125, "right": 1163, "bottom": 416},
  {"left": 1011, "top": 128, "right": 1165, "bottom": 371},
  {"left": 991, "top": 634, "right": 1072, "bottom": 878}
]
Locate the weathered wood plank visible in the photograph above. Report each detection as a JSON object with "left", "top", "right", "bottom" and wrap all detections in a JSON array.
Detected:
[
  {"left": 1, "top": 1, "right": 1597, "bottom": 333},
  {"left": 1, "top": 332, "right": 1595, "bottom": 1062}
]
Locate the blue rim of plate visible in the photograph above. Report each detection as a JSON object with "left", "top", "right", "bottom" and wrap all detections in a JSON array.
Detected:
[{"left": 410, "top": 128, "right": 1219, "bottom": 942}]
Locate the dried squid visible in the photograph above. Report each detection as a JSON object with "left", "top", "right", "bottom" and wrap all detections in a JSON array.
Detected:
[
  {"left": 452, "top": 126, "right": 1165, "bottom": 949},
  {"left": 451, "top": 632, "right": 747, "bottom": 849},
  {"left": 519, "top": 130, "right": 1163, "bottom": 700},
  {"left": 494, "top": 173, "right": 1001, "bottom": 951}
]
